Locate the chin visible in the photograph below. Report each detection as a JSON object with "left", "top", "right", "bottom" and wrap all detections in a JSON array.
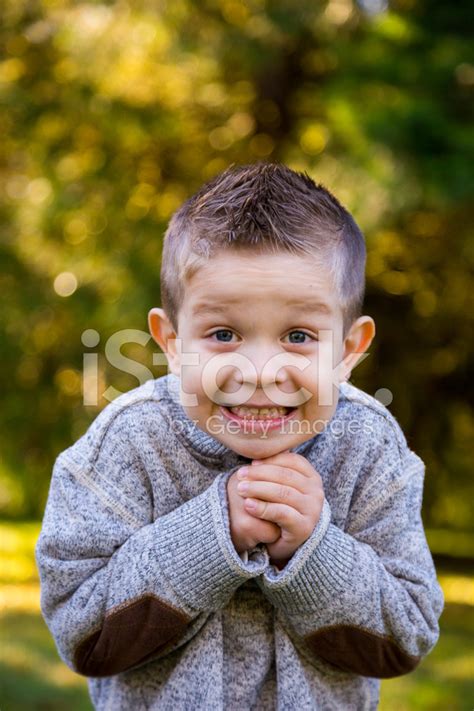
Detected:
[{"left": 225, "top": 438, "right": 297, "bottom": 460}]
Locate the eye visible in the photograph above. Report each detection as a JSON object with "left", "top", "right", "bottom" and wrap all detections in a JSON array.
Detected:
[
  {"left": 209, "top": 329, "right": 237, "bottom": 343},
  {"left": 284, "top": 330, "right": 316, "bottom": 345}
]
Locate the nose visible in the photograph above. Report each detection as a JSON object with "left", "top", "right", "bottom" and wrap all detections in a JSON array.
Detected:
[
  {"left": 234, "top": 341, "right": 288, "bottom": 390},
  {"left": 230, "top": 339, "right": 312, "bottom": 409}
]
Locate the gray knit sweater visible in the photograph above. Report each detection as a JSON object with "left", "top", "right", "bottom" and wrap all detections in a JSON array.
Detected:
[{"left": 35, "top": 373, "right": 444, "bottom": 710}]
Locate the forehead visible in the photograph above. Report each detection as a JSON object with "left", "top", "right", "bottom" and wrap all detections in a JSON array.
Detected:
[{"left": 184, "top": 251, "right": 340, "bottom": 316}]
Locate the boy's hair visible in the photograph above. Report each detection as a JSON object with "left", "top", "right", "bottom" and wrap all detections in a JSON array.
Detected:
[{"left": 160, "top": 162, "right": 366, "bottom": 336}]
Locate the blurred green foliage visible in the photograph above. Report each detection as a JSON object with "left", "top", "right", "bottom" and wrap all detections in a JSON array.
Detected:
[{"left": 0, "top": 0, "right": 472, "bottom": 526}]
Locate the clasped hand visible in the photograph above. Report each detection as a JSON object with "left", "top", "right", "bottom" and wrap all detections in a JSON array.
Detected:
[{"left": 234, "top": 450, "right": 324, "bottom": 568}]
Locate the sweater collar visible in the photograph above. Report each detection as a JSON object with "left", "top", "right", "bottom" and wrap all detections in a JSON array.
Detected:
[{"left": 159, "top": 373, "right": 315, "bottom": 463}]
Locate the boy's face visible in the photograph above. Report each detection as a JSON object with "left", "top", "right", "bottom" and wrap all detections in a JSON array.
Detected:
[{"left": 150, "top": 250, "right": 374, "bottom": 460}]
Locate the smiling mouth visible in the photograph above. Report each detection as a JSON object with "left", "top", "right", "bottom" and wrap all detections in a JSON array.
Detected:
[{"left": 220, "top": 404, "right": 298, "bottom": 421}]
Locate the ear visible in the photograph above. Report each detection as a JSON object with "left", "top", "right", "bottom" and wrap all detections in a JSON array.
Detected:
[
  {"left": 340, "top": 316, "right": 376, "bottom": 382},
  {"left": 148, "top": 307, "right": 180, "bottom": 376}
]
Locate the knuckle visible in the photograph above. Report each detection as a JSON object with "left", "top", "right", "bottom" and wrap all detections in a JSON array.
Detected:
[
  {"left": 281, "top": 528, "right": 296, "bottom": 544},
  {"left": 314, "top": 471, "right": 323, "bottom": 486},
  {"left": 261, "top": 522, "right": 280, "bottom": 542},
  {"left": 277, "top": 507, "right": 290, "bottom": 526},
  {"left": 240, "top": 519, "right": 249, "bottom": 534},
  {"left": 278, "top": 484, "right": 291, "bottom": 501},
  {"left": 241, "top": 517, "right": 253, "bottom": 534}
]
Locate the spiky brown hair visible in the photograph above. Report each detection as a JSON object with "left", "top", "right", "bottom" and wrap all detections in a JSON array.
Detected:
[{"left": 160, "top": 162, "right": 366, "bottom": 335}]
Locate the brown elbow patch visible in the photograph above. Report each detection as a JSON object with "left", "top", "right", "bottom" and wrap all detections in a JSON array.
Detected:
[
  {"left": 74, "top": 594, "right": 191, "bottom": 677},
  {"left": 303, "top": 624, "right": 421, "bottom": 678}
]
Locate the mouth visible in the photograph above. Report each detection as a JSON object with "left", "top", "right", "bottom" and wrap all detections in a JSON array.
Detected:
[{"left": 219, "top": 404, "right": 298, "bottom": 431}]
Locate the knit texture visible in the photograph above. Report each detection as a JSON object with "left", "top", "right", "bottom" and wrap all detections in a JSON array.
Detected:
[{"left": 35, "top": 373, "right": 444, "bottom": 710}]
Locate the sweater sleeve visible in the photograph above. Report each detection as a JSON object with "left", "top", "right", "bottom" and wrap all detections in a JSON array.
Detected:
[
  {"left": 35, "top": 416, "right": 269, "bottom": 678},
  {"left": 255, "top": 438, "right": 444, "bottom": 679}
]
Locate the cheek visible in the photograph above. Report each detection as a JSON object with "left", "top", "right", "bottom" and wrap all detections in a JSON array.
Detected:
[
  {"left": 298, "top": 362, "right": 339, "bottom": 413},
  {"left": 296, "top": 362, "right": 319, "bottom": 394},
  {"left": 200, "top": 358, "right": 238, "bottom": 401},
  {"left": 181, "top": 369, "right": 202, "bottom": 394},
  {"left": 180, "top": 364, "right": 223, "bottom": 411}
]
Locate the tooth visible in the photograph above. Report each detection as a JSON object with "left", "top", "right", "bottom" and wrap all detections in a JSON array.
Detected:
[{"left": 229, "top": 405, "right": 290, "bottom": 418}]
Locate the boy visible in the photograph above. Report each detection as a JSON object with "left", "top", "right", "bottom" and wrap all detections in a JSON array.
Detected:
[{"left": 35, "top": 163, "right": 444, "bottom": 710}]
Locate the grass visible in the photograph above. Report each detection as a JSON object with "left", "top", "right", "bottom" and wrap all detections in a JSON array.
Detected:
[{"left": 0, "top": 522, "right": 473, "bottom": 710}]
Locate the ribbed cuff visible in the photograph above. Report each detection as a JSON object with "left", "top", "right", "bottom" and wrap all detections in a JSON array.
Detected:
[
  {"left": 257, "top": 498, "right": 354, "bottom": 613},
  {"left": 155, "top": 470, "right": 270, "bottom": 611}
]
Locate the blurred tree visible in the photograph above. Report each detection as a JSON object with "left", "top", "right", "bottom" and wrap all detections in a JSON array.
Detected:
[{"left": 0, "top": 0, "right": 472, "bottom": 529}]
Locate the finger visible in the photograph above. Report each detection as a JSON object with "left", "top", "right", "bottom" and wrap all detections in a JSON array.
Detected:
[
  {"left": 240, "top": 464, "right": 308, "bottom": 494},
  {"left": 244, "top": 498, "right": 308, "bottom": 535},
  {"left": 250, "top": 520, "right": 281, "bottom": 544},
  {"left": 237, "top": 478, "right": 309, "bottom": 514},
  {"left": 252, "top": 451, "right": 317, "bottom": 479}
]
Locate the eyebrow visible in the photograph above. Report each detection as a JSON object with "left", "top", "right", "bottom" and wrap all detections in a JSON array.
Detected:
[
  {"left": 285, "top": 298, "right": 332, "bottom": 314},
  {"left": 192, "top": 298, "right": 332, "bottom": 316},
  {"left": 193, "top": 302, "right": 239, "bottom": 318}
]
